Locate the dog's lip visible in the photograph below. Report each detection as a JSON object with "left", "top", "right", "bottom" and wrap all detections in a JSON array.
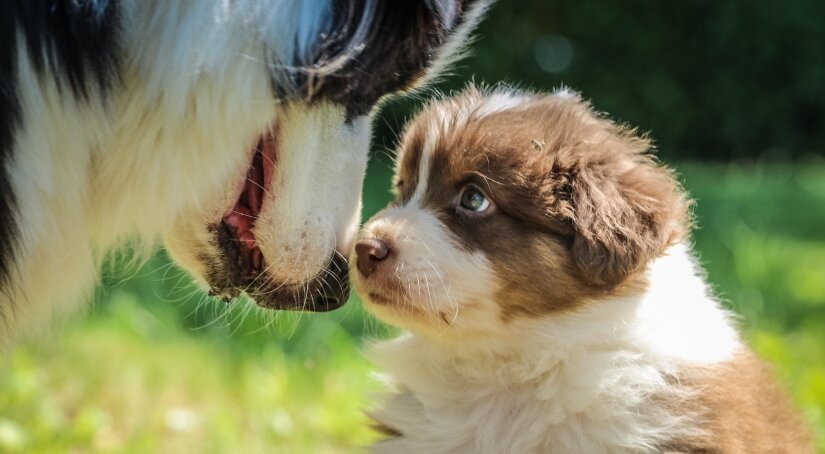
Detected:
[
  {"left": 246, "top": 253, "right": 351, "bottom": 312},
  {"left": 218, "top": 127, "right": 278, "bottom": 280},
  {"left": 206, "top": 247, "right": 351, "bottom": 312}
]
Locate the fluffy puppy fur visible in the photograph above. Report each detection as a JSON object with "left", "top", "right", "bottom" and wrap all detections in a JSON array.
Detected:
[
  {"left": 0, "top": 0, "right": 490, "bottom": 345},
  {"left": 352, "top": 86, "right": 812, "bottom": 453}
]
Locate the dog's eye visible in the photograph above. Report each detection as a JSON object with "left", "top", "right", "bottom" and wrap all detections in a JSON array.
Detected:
[{"left": 459, "top": 186, "right": 491, "bottom": 213}]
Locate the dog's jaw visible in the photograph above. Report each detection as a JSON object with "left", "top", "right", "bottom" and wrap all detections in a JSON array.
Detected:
[{"left": 166, "top": 104, "right": 369, "bottom": 311}]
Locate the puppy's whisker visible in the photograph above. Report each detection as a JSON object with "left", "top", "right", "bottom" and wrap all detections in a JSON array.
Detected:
[
  {"left": 426, "top": 259, "right": 458, "bottom": 323},
  {"left": 423, "top": 273, "right": 435, "bottom": 313}
]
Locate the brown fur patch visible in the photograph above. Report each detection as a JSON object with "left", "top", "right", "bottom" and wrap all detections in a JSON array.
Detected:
[
  {"left": 394, "top": 86, "right": 691, "bottom": 319},
  {"left": 665, "top": 350, "right": 813, "bottom": 453},
  {"left": 368, "top": 415, "right": 404, "bottom": 439},
  {"left": 393, "top": 124, "right": 425, "bottom": 203}
]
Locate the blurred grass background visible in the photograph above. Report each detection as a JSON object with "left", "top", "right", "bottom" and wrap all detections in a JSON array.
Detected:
[{"left": 2, "top": 1, "right": 825, "bottom": 452}]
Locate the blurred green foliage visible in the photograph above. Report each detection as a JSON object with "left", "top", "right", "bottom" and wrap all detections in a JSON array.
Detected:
[{"left": 376, "top": 0, "right": 825, "bottom": 161}]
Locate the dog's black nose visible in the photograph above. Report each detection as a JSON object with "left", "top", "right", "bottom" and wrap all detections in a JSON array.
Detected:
[{"left": 355, "top": 238, "right": 391, "bottom": 277}]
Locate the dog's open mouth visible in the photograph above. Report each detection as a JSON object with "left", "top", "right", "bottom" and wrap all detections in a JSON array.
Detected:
[
  {"left": 219, "top": 134, "right": 276, "bottom": 280},
  {"left": 207, "top": 128, "right": 349, "bottom": 312}
]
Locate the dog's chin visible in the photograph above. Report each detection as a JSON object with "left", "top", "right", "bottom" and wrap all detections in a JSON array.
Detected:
[
  {"left": 205, "top": 243, "right": 350, "bottom": 312},
  {"left": 170, "top": 223, "right": 351, "bottom": 312}
]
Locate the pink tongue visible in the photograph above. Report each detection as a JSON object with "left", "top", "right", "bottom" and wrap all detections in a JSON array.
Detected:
[
  {"left": 224, "top": 206, "right": 254, "bottom": 232},
  {"left": 239, "top": 230, "right": 256, "bottom": 248},
  {"left": 219, "top": 132, "right": 276, "bottom": 276}
]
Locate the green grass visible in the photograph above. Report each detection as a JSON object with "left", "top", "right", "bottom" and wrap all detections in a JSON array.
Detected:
[
  {"left": 0, "top": 296, "right": 383, "bottom": 453},
  {"left": 1, "top": 162, "right": 824, "bottom": 453}
]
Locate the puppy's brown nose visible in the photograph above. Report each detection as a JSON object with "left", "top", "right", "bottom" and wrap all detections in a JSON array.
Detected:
[{"left": 355, "top": 238, "right": 391, "bottom": 277}]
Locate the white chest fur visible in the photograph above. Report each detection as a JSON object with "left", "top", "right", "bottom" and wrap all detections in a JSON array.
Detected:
[{"left": 368, "top": 245, "right": 741, "bottom": 453}]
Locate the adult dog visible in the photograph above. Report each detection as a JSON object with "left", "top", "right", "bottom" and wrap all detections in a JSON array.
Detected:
[{"left": 0, "top": 0, "right": 488, "bottom": 344}]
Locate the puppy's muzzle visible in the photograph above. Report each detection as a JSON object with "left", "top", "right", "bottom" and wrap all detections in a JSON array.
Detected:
[{"left": 355, "top": 238, "right": 392, "bottom": 278}]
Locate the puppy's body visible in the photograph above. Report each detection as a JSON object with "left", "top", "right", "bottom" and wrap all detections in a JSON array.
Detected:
[{"left": 353, "top": 87, "right": 811, "bottom": 453}]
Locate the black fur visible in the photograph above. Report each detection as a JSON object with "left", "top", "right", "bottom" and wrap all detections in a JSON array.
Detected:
[
  {"left": 0, "top": 1, "right": 121, "bottom": 289},
  {"left": 292, "top": 0, "right": 475, "bottom": 120},
  {"left": 13, "top": 0, "right": 121, "bottom": 98},
  {"left": 0, "top": 4, "right": 20, "bottom": 295}
]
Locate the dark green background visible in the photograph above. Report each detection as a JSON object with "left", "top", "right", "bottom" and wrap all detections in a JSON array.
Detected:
[{"left": 376, "top": 0, "right": 825, "bottom": 161}]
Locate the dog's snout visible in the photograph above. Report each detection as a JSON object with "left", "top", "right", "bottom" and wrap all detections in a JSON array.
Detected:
[{"left": 356, "top": 238, "right": 392, "bottom": 277}]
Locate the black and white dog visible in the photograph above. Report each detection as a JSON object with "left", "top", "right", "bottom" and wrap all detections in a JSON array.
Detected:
[{"left": 0, "top": 1, "right": 488, "bottom": 343}]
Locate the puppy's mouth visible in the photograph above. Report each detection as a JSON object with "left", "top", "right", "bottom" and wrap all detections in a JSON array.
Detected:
[
  {"left": 206, "top": 129, "right": 349, "bottom": 312},
  {"left": 352, "top": 267, "right": 408, "bottom": 309},
  {"left": 368, "top": 292, "right": 393, "bottom": 305}
]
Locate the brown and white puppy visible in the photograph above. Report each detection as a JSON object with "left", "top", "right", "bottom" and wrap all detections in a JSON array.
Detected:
[{"left": 352, "top": 86, "right": 812, "bottom": 453}]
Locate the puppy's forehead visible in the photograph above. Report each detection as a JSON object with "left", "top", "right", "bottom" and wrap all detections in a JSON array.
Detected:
[{"left": 397, "top": 91, "right": 572, "bottom": 205}]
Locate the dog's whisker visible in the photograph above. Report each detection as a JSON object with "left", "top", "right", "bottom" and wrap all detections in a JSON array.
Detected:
[
  {"left": 245, "top": 177, "right": 273, "bottom": 198},
  {"left": 230, "top": 210, "right": 258, "bottom": 219}
]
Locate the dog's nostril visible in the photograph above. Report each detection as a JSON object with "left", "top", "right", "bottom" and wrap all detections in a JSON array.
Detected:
[{"left": 355, "top": 238, "right": 391, "bottom": 277}]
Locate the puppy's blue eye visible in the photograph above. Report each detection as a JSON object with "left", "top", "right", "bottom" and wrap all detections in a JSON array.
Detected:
[{"left": 459, "top": 186, "right": 491, "bottom": 212}]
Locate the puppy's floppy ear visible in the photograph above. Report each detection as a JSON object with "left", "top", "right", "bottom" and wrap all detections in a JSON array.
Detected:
[{"left": 564, "top": 140, "right": 690, "bottom": 289}]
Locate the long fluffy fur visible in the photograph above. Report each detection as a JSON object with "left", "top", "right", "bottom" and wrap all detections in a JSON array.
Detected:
[
  {"left": 356, "top": 86, "right": 812, "bottom": 453},
  {"left": 0, "top": 0, "right": 491, "bottom": 344},
  {"left": 368, "top": 245, "right": 737, "bottom": 453}
]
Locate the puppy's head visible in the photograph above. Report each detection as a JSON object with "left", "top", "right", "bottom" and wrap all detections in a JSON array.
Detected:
[{"left": 352, "top": 86, "right": 691, "bottom": 336}]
